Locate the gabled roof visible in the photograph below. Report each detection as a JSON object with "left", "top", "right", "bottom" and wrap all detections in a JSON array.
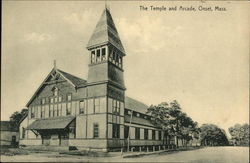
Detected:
[
  {"left": 27, "top": 116, "right": 75, "bottom": 130},
  {"left": 125, "top": 96, "right": 149, "bottom": 114},
  {"left": 87, "top": 7, "right": 125, "bottom": 55},
  {"left": 0, "top": 121, "right": 19, "bottom": 132},
  {"left": 57, "top": 69, "right": 87, "bottom": 87},
  {"left": 18, "top": 113, "right": 28, "bottom": 125},
  {"left": 26, "top": 68, "right": 87, "bottom": 107}
]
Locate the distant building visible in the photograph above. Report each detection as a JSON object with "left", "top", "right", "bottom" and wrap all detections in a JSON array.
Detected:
[
  {"left": 19, "top": 7, "right": 171, "bottom": 151},
  {"left": 0, "top": 121, "right": 19, "bottom": 146}
]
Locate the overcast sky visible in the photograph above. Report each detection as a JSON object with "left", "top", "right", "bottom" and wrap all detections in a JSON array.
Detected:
[{"left": 2, "top": 1, "right": 249, "bottom": 136}]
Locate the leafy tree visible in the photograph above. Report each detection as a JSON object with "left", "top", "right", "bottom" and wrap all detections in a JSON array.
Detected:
[
  {"left": 147, "top": 100, "right": 199, "bottom": 148},
  {"left": 228, "top": 123, "right": 249, "bottom": 146},
  {"left": 10, "top": 108, "right": 28, "bottom": 124},
  {"left": 200, "top": 124, "right": 229, "bottom": 146}
]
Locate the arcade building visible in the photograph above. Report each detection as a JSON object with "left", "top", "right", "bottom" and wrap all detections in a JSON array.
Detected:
[{"left": 19, "top": 7, "right": 173, "bottom": 151}]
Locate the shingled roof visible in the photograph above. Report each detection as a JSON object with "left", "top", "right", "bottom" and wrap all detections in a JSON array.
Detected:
[
  {"left": 125, "top": 96, "right": 149, "bottom": 114},
  {"left": 27, "top": 116, "right": 75, "bottom": 130},
  {"left": 87, "top": 7, "right": 125, "bottom": 55},
  {"left": 57, "top": 69, "right": 87, "bottom": 87},
  {"left": 0, "top": 121, "right": 19, "bottom": 132}
]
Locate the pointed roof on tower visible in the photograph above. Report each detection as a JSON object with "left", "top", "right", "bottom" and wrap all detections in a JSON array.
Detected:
[{"left": 87, "top": 7, "right": 125, "bottom": 55}]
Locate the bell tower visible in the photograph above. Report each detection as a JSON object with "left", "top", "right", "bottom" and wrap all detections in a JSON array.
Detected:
[
  {"left": 86, "top": 7, "right": 126, "bottom": 91},
  {"left": 86, "top": 7, "right": 126, "bottom": 147}
]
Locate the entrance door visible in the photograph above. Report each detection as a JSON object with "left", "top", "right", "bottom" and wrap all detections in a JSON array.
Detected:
[
  {"left": 59, "top": 135, "right": 61, "bottom": 146},
  {"left": 11, "top": 136, "right": 16, "bottom": 146},
  {"left": 42, "top": 135, "right": 50, "bottom": 146}
]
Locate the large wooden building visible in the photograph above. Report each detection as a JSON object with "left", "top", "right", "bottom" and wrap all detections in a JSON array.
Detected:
[{"left": 19, "top": 7, "right": 171, "bottom": 151}]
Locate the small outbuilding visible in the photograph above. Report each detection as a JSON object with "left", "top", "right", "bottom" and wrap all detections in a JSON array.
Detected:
[{"left": 0, "top": 121, "right": 19, "bottom": 147}]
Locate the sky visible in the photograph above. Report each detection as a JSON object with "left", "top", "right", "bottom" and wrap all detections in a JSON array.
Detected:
[{"left": 2, "top": 1, "right": 249, "bottom": 136}]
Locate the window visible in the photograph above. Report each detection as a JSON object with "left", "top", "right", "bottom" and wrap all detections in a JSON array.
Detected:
[
  {"left": 93, "top": 123, "right": 99, "bottom": 138},
  {"left": 135, "top": 127, "right": 140, "bottom": 139},
  {"left": 96, "top": 49, "right": 101, "bottom": 62},
  {"left": 144, "top": 129, "right": 148, "bottom": 140},
  {"left": 58, "top": 104, "right": 62, "bottom": 116},
  {"left": 159, "top": 131, "right": 162, "bottom": 140},
  {"left": 41, "top": 98, "right": 45, "bottom": 105},
  {"left": 67, "top": 94, "right": 72, "bottom": 101},
  {"left": 22, "top": 127, "right": 25, "bottom": 139},
  {"left": 91, "top": 50, "right": 95, "bottom": 63},
  {"left": 94, "top": 98, "right": 100, "bottom": 113},
  {"left": 152, "top": 130, "right": 156, "bottom": 140},
  {"left": 41, "top": 106, "right": 45, "bottom": 118},
  {"left": 53, "top": 87, "right": 58, "bottom": 96},
  {"left": 124, "top": 126, "right": 129, "bottom": 139},
  {"left": 69, "top": 127, "right": 76, "bottom": 138},
  {"left": 109, "top": 48, "right": 113, "bottom": 62},
  {"left": 112, "top": 99, "right": 119, "bottom": 114},
  {"left": 115, "top": 53, "right": 119, "bottom": 66},
  {"left": 58, "top": 96, "right": 62, "bottom": 102},
  {"left": 54, "top": 104, "right": 58, "bottom": 117},
  {"left": 34, "top": 106, "right": 38, "bottom": 118},
  {"left": 117, "top": 101, "right": 120, "bottom": 114},
  {"left": 79, "top": 101, "right": 85, "bottom": 114},
  {"left": 112, "top": 51, "right": 116, "bottom": 64},
  {"left": 101, "top": 48, "right": 106, "bottom": 61},
  {"left": 50, "top": 105, "right": 54, "bottom": 117},
  {"left": 112, "top": 124, "right": 120, "bottom": 138},
  {"left": 31, "top": 107, "right": 35, "bottom": 118},
  {"left": 119, "top": 56, "right": 122, "bottom": 68},
  {"left": 66, "top": 102, "right": 71, "bottom": 115},
  {"left": 50, "top": 97, "right": 54, "bottom": 104}
]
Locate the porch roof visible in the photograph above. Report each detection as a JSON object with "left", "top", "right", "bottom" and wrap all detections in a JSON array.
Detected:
[{"left": 27, "top": 116, "right": 75, "bottom": 130}]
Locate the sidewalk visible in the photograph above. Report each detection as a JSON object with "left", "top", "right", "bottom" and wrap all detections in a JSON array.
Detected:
[{"left": 122, "top": 146, "right": 202, "bottom": 158}]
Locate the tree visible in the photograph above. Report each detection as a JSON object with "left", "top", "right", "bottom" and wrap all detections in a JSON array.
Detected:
[
  {"left": 147, "top": 100, "right": 199, "bottom": 148},
  {"left": 200, "top": 124, "right": 229, "bottom": 146},
  {"left": 228, "top": 123, "right": 249, "bottom": 146},
  {"left": 10, "top": 108, "right": 28, "bottom": 124}
]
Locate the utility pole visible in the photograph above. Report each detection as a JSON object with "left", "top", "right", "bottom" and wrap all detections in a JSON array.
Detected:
[{"left": 127, "top": 110, "right": 133, "bottom": 152}]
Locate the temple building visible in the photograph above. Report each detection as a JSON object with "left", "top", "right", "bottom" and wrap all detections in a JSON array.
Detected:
[{"left": 19, "top": 7, "right": 170, "bottom": 151}]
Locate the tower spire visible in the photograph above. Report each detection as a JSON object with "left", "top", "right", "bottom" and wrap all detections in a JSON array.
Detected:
[{"left": 86, "top": 6, "right": 125, "bottom": 55}]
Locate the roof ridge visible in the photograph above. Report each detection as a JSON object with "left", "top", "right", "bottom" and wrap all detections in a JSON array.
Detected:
[{"left": 57, "top": 69, "right": 86, "bottom": 82}]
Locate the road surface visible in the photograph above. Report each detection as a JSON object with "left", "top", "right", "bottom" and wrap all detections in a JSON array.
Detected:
[{"left": 1, "top": 146, "right": 249, "bottom": 162}]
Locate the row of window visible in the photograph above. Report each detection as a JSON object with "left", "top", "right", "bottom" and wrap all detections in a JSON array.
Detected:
[
  {"left": 40, "top": 94, "right": 72, "bottom": 105},
  {"left": 30, "top": 97, "right": 112, "bottom": 118},
  {"left": 124, "top": 126, "right": 162, "bottom": 140},
  {"left": 21, "top": 124, "right": 162, "bottom": 140},
  {"left": 90, "top": 46, "right": 123, "bottom": 68},
  {"left": 125, "top": 109, "right": 152, "bottom": 121}
]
